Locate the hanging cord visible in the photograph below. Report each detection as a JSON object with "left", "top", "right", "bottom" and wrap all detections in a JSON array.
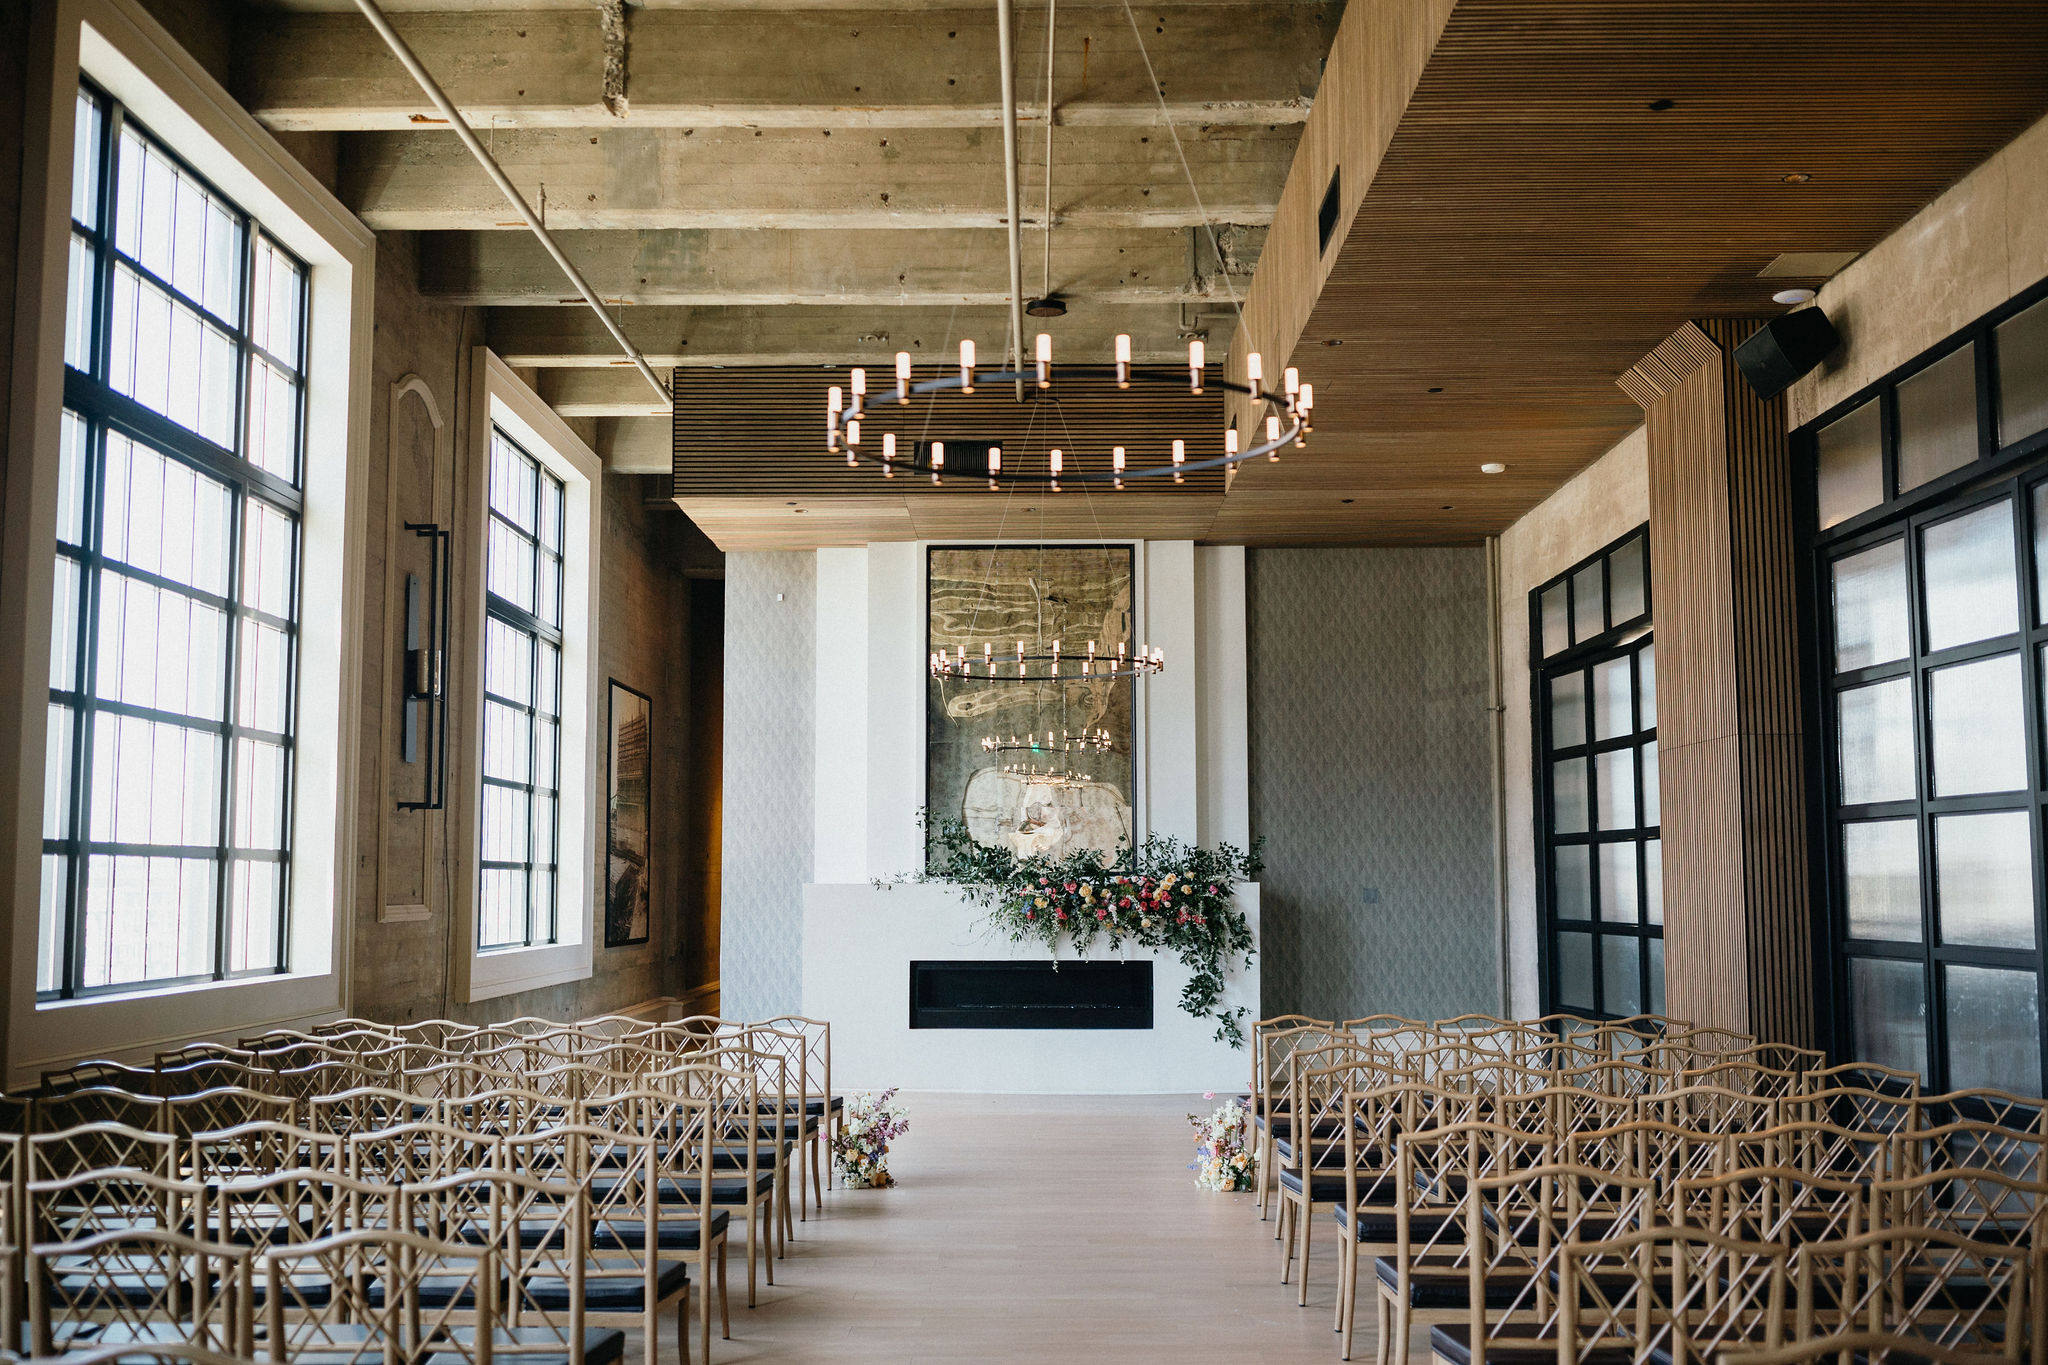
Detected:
[
  {"left": 1041, "top": 0, "right": 1057, "bottom": 301},
  {"left": 1120, "top": 0, "right": 1245, "bottom": 327}
]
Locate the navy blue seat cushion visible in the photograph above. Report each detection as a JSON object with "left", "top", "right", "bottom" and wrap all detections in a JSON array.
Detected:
[
  {"left": 706, "top": 1173, "right": 777, "bottom": 1205},
  {"left": 47, "top": 1269, "right": 184, "bottom": 1311},
  {"left": 1371, "top": 1254, "right": 1524, "bottom": 1310},
  {"left": 426, "top": 1326, "right": 627, "bottom": 1365},
  {"left": 1281, "top": 1168, "right": 1397, "bottom": 1205},
  {"left": 1331, "top": 1202, "right": 1451, "bottom": 1244},
  {"left": 592, "top": 1210, "right": 730, "bottom": 1252},
  {"left": 523, "top": 1258, "right": 690, "bottom": 1313},
  {"left": 1429, "top": 1324, "right": 1634, "bottom": 1365},
  {"left": 710, "top": 1144, "right": 785, "bottom": 1170},
  {"left": 364, "top": 1271, "right": 499, "bottom": 1310}
]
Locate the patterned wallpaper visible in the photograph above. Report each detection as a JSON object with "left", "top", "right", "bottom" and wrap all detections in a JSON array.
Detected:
[
  {"left": 718, "top": 552, "right": 815, "bottom": 1019},
  {"left": 1247, "top": 549, "right": 1500, "bottom": 1020}
]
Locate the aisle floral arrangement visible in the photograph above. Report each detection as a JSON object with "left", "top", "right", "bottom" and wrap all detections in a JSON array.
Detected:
[
  {"left": 832, "top": 1088, "right": 910, "bottom": 1188},
  {"left": 891, "top": 816, "right": 1263, "bottom": 1047},
  {"left": 1188, "top": 1093, "right": 1256, "bottom": 1192}
]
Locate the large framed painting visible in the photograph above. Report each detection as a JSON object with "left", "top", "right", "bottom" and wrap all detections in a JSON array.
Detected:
[
  {"left": 927, "top": 544, "right": 1137, "bottom": 867},
  {"left": 605, "top": 680, "right": 652, "bottom": 947}
]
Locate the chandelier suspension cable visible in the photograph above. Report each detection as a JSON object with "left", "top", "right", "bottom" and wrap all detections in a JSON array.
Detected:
[{"left": 1041, "top": 0, "right": 1057, "bottom": 302}]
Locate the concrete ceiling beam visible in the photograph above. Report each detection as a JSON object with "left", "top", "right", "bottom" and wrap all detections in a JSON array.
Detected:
[
  {"left": 539, "top": 367, "right": 679, "bottom": 417},
  {"left": 595, "top": 416, "right": 674, "bottom": 474},
  {"left": 343, "top": 124, "right": 1297, "bottom": 231},
  {"left": 241, "top": 5, "right": 1334, "bottom": 131},
  {"left": 486, "top": 302, "right": 1228, "bottom": 367},
  {"left": 419, "top": 225, "right": 1266, "bottom": 306}
]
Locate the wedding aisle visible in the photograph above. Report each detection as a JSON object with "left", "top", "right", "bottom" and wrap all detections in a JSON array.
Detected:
[{"left": 695, "top": 1092, "right": 1350, "bottom": 1362}]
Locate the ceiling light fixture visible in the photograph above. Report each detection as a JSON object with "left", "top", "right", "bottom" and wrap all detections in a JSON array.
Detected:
[
  {"left": 827, "top": 337, "right": 1311, "bottom": 488},
  {"left": 1480, "top": 462, "right": 1507, "bottom": 474},
  {"left": 1772, "top": 287, "right": 1818, "bottom": 305},
  {"left": 932, "top": 638, "right": 1165, "bottom": 682},
  {"left": 1781, "top": 172, "right": 1812, "bottom": 184}
]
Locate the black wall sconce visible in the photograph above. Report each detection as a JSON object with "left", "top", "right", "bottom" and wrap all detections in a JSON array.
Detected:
[{"left": 399, "top": 521, "right": 451, "bottom": 811}]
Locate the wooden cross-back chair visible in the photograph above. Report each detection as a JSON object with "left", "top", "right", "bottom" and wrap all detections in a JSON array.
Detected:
[
  {"left": 1718, "top": 1119, "right": 1894, "bottom": 1187},
  {"left": 1674, "top": 1167, "right": 1879, "bottom": 1248},
  {"left": 757, "top": 1015, "right": 837, "bottom": 1195},
  {"left": 1279, "top": 1057, "right": 1430, "bottom": 1307},
  {"left": 1432, "top": 1162, "right": 1661, "bottom": 1365},
  {"left": 641, "top": 1054, "right": 780, "bottom": 1305},
  {"left": 1788, "top": 1225, "right": 2038, "bottom": 1360},
  {"left": 26, "top": 1224, "right": 254, "bottom": 1358},
  {"left": 1893, "top": 1117, "right": 2048, "bottom": 1187},
  {"left": 186, "top": 1119, "right": 344, "bottom": 1187},
  {"left": 555, "top": 1085, "right": 727, "bottom": 1364},
  {"left": 535, "top": 1121, "right": 693, "bottom": 1365},
  {"left": 32, "top": 1086, "right": 162, "bottom": 1136},
  {"left": 1553, "top": 1226, "right": 1792, "bottom": 1365},
  {"left": 38, "top": 1061, "right": 161, "bottom": 1098},
  {"left": 28, "top": 1123, "right": 179, "bottom": 1188},
  {"left": 1252, "top": 1022, "right": 1345, "bottom": 1220},
  {"left": 1353, "top": 1118, "right": 1562, "bottom": 1363},
  {"left": 1724, "top": 1331, "right": 2028, "bottom": 1364}
]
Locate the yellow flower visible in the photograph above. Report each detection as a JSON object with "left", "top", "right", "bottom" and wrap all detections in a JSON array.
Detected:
[{"left": 1034, "top": 896, "right": 1048, "bottom": 908}]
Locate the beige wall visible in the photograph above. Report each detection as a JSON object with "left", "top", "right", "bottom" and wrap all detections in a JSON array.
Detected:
[
  {"left": 1791, "top": 111, "right": 2048, "bottom": 428},
  {"left": 1493, "top": 426, "right": 1650, "bottom": 1017}
]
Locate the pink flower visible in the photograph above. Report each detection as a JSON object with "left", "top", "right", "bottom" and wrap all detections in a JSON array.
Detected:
[
  {"left": 1055, "top": 910, "right": 1067, "bottom": 922},
  {"left": 1204, "top": 1092, "right": 1215, "bottom": 1100},
  {"left": 1208, "top": 885, "right": 1219, "bottom": 895},
  {"left": 1038, "top": 877, "right": 1048, "bottom": 886},
  {"left": 1064, "top": 881, "right": 1077, "bottom": 893},
  {"left": 1025, "top": 911, "right": 1035, "bottom": 920},
  {"left": 1119, "top": 896, "right": 1132, "bottom": 908}
]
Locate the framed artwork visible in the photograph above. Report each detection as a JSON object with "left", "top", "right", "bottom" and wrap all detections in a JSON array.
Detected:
[
  {"left": 605, "top": 680, "right": 652, "bottom": 947},
  {"left": 926, "top": 544, "right": 1137, "bottom": 867}
]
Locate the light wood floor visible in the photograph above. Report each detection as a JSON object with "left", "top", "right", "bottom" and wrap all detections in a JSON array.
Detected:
[{"left": 677, "top": 1092, "right": 1362, "bottom": 1362}]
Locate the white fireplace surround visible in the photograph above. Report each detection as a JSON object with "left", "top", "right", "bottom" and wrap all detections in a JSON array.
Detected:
[
  {"left": 798, "top": 541, "right": 1257, "bottom": 1092},
  {"left": 803, "top": 881, "right": 1260, "bottom": 1094}
]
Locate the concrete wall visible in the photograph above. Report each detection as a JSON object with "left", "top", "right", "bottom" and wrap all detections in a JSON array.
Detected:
[
  {"left": 1247, "top": 548, "right": 1498, "bottom": 1021},
  {"left": 718, "top": 551, "right": 816, "bottom": 1020},
  {"left": 1791, "top": 110, "right": 2048, "bottom": 428},
  {"left": 0, "top": 5, "right": 716, "bottom": 1033},
  {"left": 1495, "top": 428, "right": 1651, "bottom": 1018}
]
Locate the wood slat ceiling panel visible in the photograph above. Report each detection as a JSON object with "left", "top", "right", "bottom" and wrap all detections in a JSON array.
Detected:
[
  {"left": 1222, "top": 0, "right": 2048, "bottom": 545},
  {"left": 672, "top": 365, "right": 1232, "bottom": 501}
]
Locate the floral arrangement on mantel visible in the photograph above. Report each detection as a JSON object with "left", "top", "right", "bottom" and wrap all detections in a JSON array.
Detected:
[
  {"left": 886, "top": 816, "right": 1262, "bottom": 1048},
  {"left": 1189, "top": 1093, "right": 1256, "bottom": 1191},
  {"left": 832, "top": 1088, "right": 910, "bottom": 1188}
]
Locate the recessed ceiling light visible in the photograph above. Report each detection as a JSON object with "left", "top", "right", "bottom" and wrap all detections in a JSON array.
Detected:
[
  {"left": 1782, "top": 172, "right": 1812, "bottom": 184},
  {"left": 1322, "top": 338, "right": 1344, "bottom": 346},
  {"left": 1480, "top": 462, "right": 1507, "bottom": 474},
  {"left": 1340, "top": 498, "right": 1355, "bottom": 504},
  {"left": 1440, "top": 504, "right": 1455, "bottom": 511},
  {"left": 1772, "top": 287, "right": 1818, "bottom": 305},
  {"left": 1647, "top": 98, "right": 1676, "bottom": 112},
  {"left": 1428, "top": 387, "right": 1444, "bottom": 394}
]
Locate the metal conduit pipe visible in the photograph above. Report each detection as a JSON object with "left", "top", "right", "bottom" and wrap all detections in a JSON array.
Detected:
[
  {"left": 348, "top": 0, "right": 672, "bottom": 408},
  {"left": 994, "top": 0, "right": 1030, "bottom": 398}
]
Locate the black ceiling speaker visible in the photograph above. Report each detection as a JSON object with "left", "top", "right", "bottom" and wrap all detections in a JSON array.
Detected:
[{"left": 1734, "top": 308, "right": 1841, "bottom": 402}]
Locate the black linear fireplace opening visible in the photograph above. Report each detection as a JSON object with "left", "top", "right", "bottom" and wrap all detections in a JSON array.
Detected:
[{"left": 909, "top": 960, "right": 1153, "bottom": 1030}]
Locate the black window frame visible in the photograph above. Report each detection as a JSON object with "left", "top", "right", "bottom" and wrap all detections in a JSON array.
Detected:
[
  {"left": 42, "top": 79, "right": 309, "bottom": 1000},
  {"left": 1796, "top": 272, "right": 2048, "bottom": 1095},
  {"left": 1531, "top": 525, "right": 1663, "bottom": 1020},
  {"left": 478, "top": 425, "right": 567, "bottom": 953}
]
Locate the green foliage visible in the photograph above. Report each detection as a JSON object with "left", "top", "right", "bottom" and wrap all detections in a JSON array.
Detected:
[{"left": 890, "top": 816, "right": 1262, "bottom": 1048}]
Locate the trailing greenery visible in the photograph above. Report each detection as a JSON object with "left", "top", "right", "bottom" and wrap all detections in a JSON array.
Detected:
[{"left": 886, "top": 816, "right": 1262, "bottom": 1048}]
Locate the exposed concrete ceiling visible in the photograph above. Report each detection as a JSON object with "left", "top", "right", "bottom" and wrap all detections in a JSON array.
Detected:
[
  {"left": 234, "top": 1, "right": 1334, "bottom": 503},
  {"left": 239, "top": 1, "right": 2048, "bottom": 548}
]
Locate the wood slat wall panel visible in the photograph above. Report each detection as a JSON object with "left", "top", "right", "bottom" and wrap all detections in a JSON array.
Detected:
[{"left": 1636, "top": 320, "right": 1814, "bottom": 1048}]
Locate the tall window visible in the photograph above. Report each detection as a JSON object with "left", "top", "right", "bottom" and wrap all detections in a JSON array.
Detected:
[
  {"left": 1806, "top": 284, "right": 2048, "bottom": 1095},
  {"left": 1532, "top": 528, "right": 1663, "bottom": 1019},
  {"left": 479, "top": 427, "right": 566, "bottom": 951},
  {"left": 41, "top": 82, "right": 307, "bottom": 998}
]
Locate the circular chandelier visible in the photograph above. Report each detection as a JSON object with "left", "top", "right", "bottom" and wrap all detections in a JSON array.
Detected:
[
  {"left": 931, "top": 638, "right": 1164, "bottom": 681},
  {"left": 980, "top": 728, "right": 1117, "bottom": 756},
  {"left": 826, "top": 335, "right": 1313, "bottom": 489}
]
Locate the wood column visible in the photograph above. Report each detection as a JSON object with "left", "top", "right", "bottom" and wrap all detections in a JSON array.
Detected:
[{"left": 1619, "top": 321, "right": 1815, "bottom": 1047}]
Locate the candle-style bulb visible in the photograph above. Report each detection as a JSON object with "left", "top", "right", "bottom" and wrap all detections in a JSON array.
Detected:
[
  {"left": 1049, "top": 447, "right": 1063, "bottom": 491},
  {"left": 1283, "top": 366, "right": 1300, "bottom": 398},
  {"left": 1171, "top": 438, "right": 1186, "bottom": 485},
  {"left": 1266, "top": 414, "right": 1282, "bottom": 461},
  {"left": 846, "top": 418, "right": 861, "bottom": 446},
  {"left": 1114, "top": 333, "right": 1132, "bottom": 390},
  {"left": 1246, "top": 352, "right": 1263, "bottom": 400},
  {"left": 895, "top": 351, "right": 912, "bottom": 405},
  {"left": 881, "top": 431, "right": 896, "bottom": 478},
  {"left": 1224, "top": 428, "right": 1239, "bottom": 459},
  {"left": 987, "top": 445, "right": 1001, "bottom": 490},
  {"left": 827, "top": 385, "right": 844, "bottom": 452},
  {"left": 1188, "top": 338, "right": 1206, "bottom": 394},
  {"left": 851, "top": 367, "right": 867, "bottom": 397},
  {"left": 1034, "top": 333, "right": 1052, "bottom": 389},
  {"left": 930, "top": 441, "right": 945, "bottom": 486},
  {"left": 960, "top": 338, "right": 977, "bottom": 393}
]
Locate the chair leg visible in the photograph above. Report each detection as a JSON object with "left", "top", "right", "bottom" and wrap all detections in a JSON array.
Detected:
[
  {"left": 1296, "top": 1198, "right": 1313, "bottom": 1307},
  {"left": 744, "top": 1206, "right": 758, "bottom": 1306},
  {"left": 677, "top": 1284, "right": 691, "bottom": 1365},
  {"left": 718, "top": 1243, "right": 730, "bottom": 1340},
  {"left": 1279, "top": 1197, "right": 1295, "bottom": 1283},
  {"left": 763, "top": 1197, "right": 776, "bottom": 1285},
  {"left": 1334, "top": 1232, "right": 1351, "bottom": 1332}
]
